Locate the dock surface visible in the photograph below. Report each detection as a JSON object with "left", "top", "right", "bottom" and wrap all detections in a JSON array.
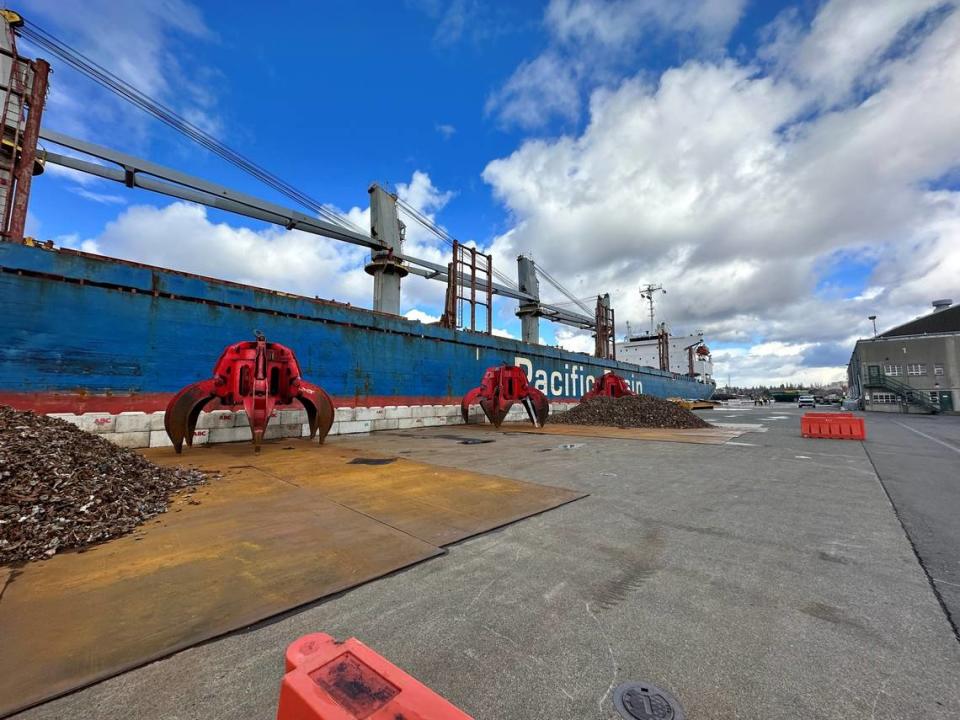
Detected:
[{"left": 12, "top": 405, "right": 960, "bottom": 720}]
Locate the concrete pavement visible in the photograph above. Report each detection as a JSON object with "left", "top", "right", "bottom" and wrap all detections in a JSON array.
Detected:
[
  {"left": 13, "top": 406, "right": 960, "bottom": 719},
  {"left": 859, "top": 411, "right": 960, "bottom": 635}
]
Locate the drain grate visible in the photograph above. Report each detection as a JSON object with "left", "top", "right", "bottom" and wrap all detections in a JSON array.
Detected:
[{"left": 613, "top": 682, "right": 684, "bottom": 720}]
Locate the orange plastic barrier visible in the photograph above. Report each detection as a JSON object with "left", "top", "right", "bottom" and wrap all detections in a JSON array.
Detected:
[
  {"left": 277, "top": 633, "right": 474, "bottom": 720},
  {"left": 800, "top": 413, "right": 866, "bottom": 440}
]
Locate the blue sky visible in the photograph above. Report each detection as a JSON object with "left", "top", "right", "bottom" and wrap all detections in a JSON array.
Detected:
[
  {"left": 20, "top": 0, "right": 960, "bottom": 385},
  {"left": 27, "top": 2, "right": 541, "bottom": 241}
]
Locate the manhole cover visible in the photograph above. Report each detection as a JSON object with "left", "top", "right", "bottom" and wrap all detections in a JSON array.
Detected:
[
  {"left": 348, "top": 457, "right": 397, "bottom": 465},
  {"left": 613, "top": 683, "right": 684, "bottom": 720}
]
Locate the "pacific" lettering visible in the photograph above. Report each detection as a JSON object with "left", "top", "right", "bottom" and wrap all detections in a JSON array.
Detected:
[{"left": 513, "top": 356, "right": 643, "bottom": 398}]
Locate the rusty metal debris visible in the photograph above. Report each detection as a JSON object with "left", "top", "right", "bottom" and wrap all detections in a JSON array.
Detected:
[
  {"left": 552, "top": 395, "right": 712, "bottom": 430},
  {"left": 0, "top": 405, "right": 212, "bottom": 565}
]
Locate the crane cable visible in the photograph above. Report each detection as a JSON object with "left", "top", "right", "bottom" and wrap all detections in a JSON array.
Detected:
[
  {"left": 395, "top": 195, "right": 520, "bottom": 291},
  {"left": 534, "top": 264, "right": 593, "bottom": 316},
  {"left": 16, "top": 19, "right": 366, "bottom": 235},
  {"left": 19, "top": 18, "right": 596, "bottom": 320}
]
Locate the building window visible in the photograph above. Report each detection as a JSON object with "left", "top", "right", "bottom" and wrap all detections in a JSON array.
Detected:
[
  {"left": 872, "top": 392, "right": 897, "bottom": 404},
  {"left": 934, "top": 364, "right": 944, "bottom": 376},
  {"left": 907, "top": 363, "right": 927, "bottom": 376},
  {"left": 884, "top": 364, "right": 902, "bottom": 376}
]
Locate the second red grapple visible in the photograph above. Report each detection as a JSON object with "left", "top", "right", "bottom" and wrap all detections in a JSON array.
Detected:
[{"left": 461, "top": 364, "right": 550, "bottom": 428}]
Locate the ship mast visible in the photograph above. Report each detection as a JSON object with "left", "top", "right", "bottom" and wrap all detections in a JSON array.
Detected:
[{"left": 639, "top": 283, "right": 666, "bottom": 334}]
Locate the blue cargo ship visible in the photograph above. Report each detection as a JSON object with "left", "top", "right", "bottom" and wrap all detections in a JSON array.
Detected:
[
  {"left": 0, "top": 15, "right": 713, "bottom": 425},
  {"left": 0, "top": 241, "right": 713, "bottom": 416}
]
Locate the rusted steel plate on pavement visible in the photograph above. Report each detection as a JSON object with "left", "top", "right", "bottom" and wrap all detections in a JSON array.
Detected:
[{"left": 0, "top": 440, "right": 583, "bottom": 717}]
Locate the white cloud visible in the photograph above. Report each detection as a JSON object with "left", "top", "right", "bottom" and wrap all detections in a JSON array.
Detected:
[
  {"left": 482, "top": 1, "right": 960, "bottom": 382},
  {"left": 554, "top": 327, "right": 595, "bottom": 354},
  {"left": 23, "top": 0, "right": 220, "bottom": 148},
  {"left": 435, "top": 123, "right": 457, "bottom": 139},
  {"left": 710, "top": 341, "right": 849, "bottom": 388},
  {"left": 409, "top": 0, "right": 525, "bottom": 46},
  {"left": 83, "top": 202, "right": 373, "bottom": 303},
  {"left": 486, "top": 53, "right": 582, "bottom": 129},
  {"left": 69, "top": 187, "right": 127, "bottom": 205},
  {"left": 761, "top": 0, "right": 949, "bottom": 106},
  {"left": 405, "top": 309, "right": 440, "bottom": 324},
  {"left": 488, "top": 0, "right": 748, "bottom": 128},
  {"left": 546, "top": 0, "right": 747, "bottom": 50}
]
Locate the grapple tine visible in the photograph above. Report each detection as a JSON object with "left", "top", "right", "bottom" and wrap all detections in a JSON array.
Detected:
[
  {"left": 461, "top": 388, "right": 482, "bottom": 423},
  {"left": 163, "top": 380, "right": 216, "bottom": 454},
  {"left": 297, "top": 382, "right": 335, "bottom": 443},
  {"left": 526, "top": 389, "right": 550, "bottom": 428},
  {"left": 480, "top": 397, "right": 511, "bottom": 427}
]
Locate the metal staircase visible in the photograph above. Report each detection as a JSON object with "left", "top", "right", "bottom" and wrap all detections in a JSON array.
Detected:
[{"left": 864, "top": 372, "right": 940, "bottom": 413}]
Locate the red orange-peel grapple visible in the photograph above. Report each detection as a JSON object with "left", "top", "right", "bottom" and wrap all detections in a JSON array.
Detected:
[
  {"left": 581, "top": 372, "right": 635, "bottom": 401},
  {"left": 164, "top": 332, "right": 334, "bottom": 453},
  {"left": 461, "top": 364, "right": 550, "bottom": 428}
]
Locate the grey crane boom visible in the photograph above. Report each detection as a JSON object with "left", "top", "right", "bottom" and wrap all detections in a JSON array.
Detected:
[{"left": 38, "top": 128, "right": 595, "bottom": 329}]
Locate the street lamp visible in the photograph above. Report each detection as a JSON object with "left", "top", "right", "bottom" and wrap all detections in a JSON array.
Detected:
[{"left": 868, "top": 315, "right": 877, "bottom": 337}]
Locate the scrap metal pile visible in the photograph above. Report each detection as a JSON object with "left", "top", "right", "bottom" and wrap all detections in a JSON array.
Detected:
[
  {"left": 553, "top": 394, "right": 712, "bottom": 430},
  {"left": 0, "top": 406, "right": 211, "bottom": 565}
]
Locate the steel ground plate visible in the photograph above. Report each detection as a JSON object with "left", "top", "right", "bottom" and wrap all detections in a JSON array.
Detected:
[{"left": 613, "top": 682, "right": 685, "bottom": 720}]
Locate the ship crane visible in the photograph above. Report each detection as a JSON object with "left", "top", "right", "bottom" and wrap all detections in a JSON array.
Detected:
[{"left": 8, "top": 14, "right": 616, "bottom": 349}]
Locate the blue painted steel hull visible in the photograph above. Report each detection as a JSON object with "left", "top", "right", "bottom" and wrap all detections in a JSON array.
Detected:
[{"left": 0, "top": 242, "right": 713, "bottom": 413}]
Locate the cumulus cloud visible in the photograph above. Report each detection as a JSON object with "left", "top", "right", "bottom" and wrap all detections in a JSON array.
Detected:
[{"left": 483, "top": 0, "right": 960, "bottom": 384}]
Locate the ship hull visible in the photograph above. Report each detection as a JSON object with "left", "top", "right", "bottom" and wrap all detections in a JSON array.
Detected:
[{"left": 0, "top": 243, "right": 714, "bottom": 414}]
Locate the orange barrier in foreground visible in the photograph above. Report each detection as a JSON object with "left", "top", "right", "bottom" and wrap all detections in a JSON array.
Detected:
[
  {"left": 277, "top": 633, "right": 474, "bottom": 720},
  {"left": 801, "top": 413, "right": 866, "bottom": 440}
]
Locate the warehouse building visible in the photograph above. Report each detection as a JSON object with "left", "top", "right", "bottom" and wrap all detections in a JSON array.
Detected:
[{"left": 848, "top": 300, "right": 959, "bottom": 413}]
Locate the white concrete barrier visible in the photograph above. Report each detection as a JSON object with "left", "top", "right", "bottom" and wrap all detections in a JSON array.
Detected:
[{"left": 47, "top": 399, "right": 579, "bottom": 449}]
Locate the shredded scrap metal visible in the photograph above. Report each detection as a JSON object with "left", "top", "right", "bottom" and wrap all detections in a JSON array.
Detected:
[
  {"left": 0, "top": 405, "right": 212, "bottom": 565},
  {"left": 552, "top": 395, "right": 712, "bottom": 430}
]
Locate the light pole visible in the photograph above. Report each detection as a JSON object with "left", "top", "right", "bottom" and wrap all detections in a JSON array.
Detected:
[{"left": 868, "top": 315, "right": 877, "bottom": 337}]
